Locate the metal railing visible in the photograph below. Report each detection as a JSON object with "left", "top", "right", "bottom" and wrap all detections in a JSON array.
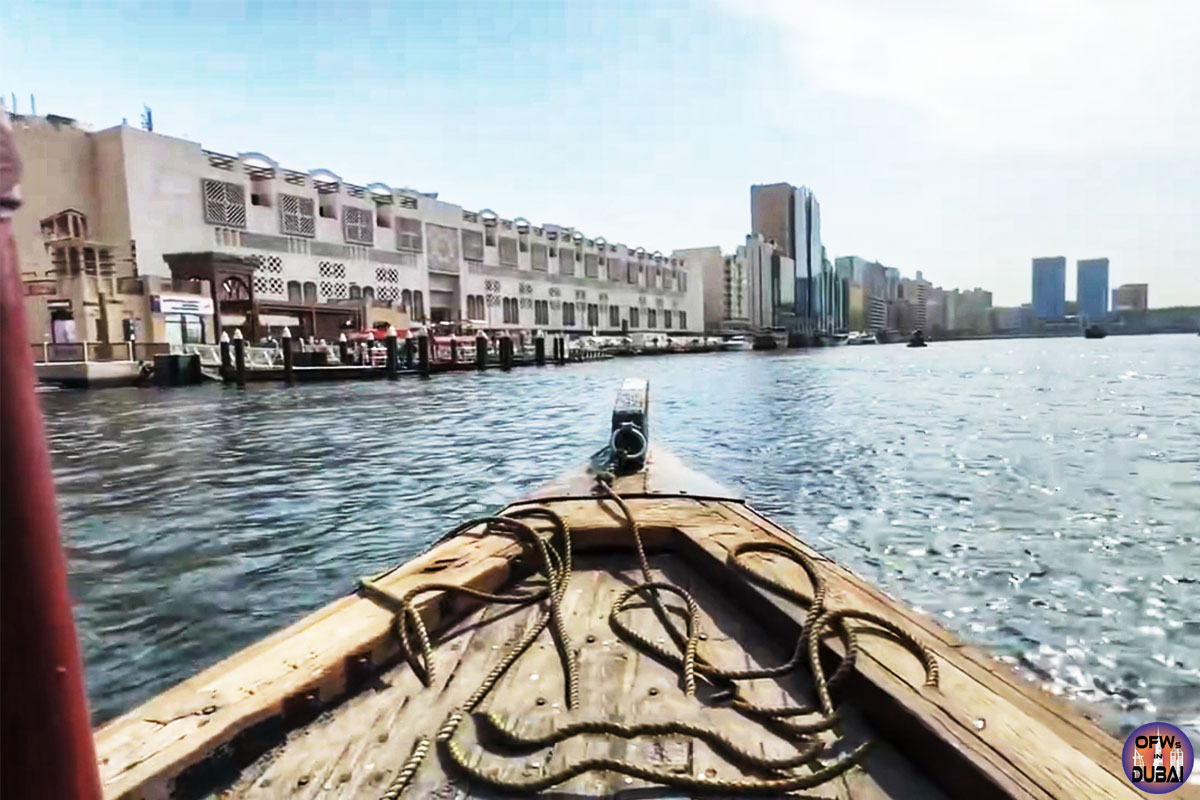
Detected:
[
  {"left": 171, "top": 343, "right": 282, "bottom": 369},
  {"left": 30, "top": 342, "right": 170, "bottom": 364}
]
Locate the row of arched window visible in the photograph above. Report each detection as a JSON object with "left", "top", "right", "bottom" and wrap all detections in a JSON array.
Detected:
[{"left": 279, "top": 281, "right": 423, "bottom": 319}]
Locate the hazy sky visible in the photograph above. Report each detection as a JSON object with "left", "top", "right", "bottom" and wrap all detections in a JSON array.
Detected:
[{"left": 4, "top": 0, "right": 1197, "bottom": 306}]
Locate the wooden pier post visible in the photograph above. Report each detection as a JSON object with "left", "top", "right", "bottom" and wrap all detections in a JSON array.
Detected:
[
  {"left": 475, "top": 332, "right": 488, "bottom": 370},
  {"left": 449, "top": 337, "right": 458, "bottom": 366},
  {"left": 500, "top": 336, "right": 513, "bottom": 371},
  {"left": 232, "top": 329, "right": 246, "bottom": 388},
  {"left": 338, "top": 332, "right": 349, "bottom": 365},
  {"left": 403, "top": 337, "right": 414, "bottom": 369},
  {"left": 557, "top": 336, "right": 568, "bottom": 365},
  {"left": 534, "top": 330, "right": 546, "bottom": 366},
  {"left": 219, "top": 330, "right": 232, "bottom": 380},
  {"left": 281, "top": 327, "right": 294, "bottom": 386},
  {"left": 417, "top": 329, "right": 431, "bottom": 377},
  {"left": 385, "top": 325, "right": 398, "bottom": 379}
]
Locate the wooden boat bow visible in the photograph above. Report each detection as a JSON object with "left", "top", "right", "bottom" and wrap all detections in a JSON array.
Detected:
[{"left": 91, "top": 382, "right": 1147, "bottom": 799}]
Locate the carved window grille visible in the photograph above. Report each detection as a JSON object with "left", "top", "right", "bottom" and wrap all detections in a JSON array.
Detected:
[
  {"left": 320, "top": 281, "right": 348, "bottom": 300},
  {"left": 252, "top": 254, "right": 283, "bottom": 273},
  {"left": 559, "top": 248, "right": 575, "bottom": 276},
  {"left": 279, "top": 194, "right": 315, "bottom": 237},
  {"left": 343, "top": 206, "right": 374, "bottom": 245},
  {"left": 319, "top": 261, "right": 346, "bottom": 279},
  {"left": 375, "top": 267, "right": 399, "bottom": 285},
  {"left": 377, "top": 285, "right": 399, "bottom": 303},
  {"left": 584, "top": 253, "right": 598, "bottom": 278},
  {"left": 253, "top": 275, "right": 285, "bottom": 296},
  {"left": 202, "top": 179, "right": 246, "bottom": 227}
]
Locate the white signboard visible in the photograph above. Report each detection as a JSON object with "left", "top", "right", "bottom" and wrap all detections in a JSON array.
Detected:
[{"left": 155, "top": 294, "right": 215, "bottom": 315}]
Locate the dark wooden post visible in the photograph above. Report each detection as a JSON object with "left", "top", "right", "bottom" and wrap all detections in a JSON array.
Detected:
[
  {"left": 475, "top": 333, "right": 488, "bottom": 370},
  {"left": 449, "top": 337, "right": 458, "bottom": 366},
  {"left": 338, "top": 332, "right": 349, "bottom": 364},
  {"left": 535, "top": 331, "right": 546, "bottom": 366},
  {"left": 558, "top": 336, "right": 568, "bottom": 365},
  {"left": 233, "top": 329, "right": 246, "bottom": 388},
  {"left": 418, "top": 329, "right": 431, "bottom": 377},
  {"left": 404, "top": 336, "right": 415, "bottom": 369},
  {"left": 500, "top": 336, "right": 513, "bottom": 371},
  {"left": 219, "top": 330, "right": 232, "bottom": 380},
  {"left": 385, "top": 326, "right": 398, "bottom": 379},
  {"left": 281, "top": 327, "right": 294, "bottom": 385}
]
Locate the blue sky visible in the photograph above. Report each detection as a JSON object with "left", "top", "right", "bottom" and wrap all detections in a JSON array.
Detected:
[{"left": 4, "top": 0, "right": 1197, "bottom": 307}]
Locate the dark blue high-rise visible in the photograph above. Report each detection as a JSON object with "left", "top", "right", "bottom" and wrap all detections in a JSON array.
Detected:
[
  {"left": 1076, "top": 258, "right": 1109, "bottom": 320},
  {"left": 1032, "top": 257, "right": 1066, "bottom": 319}
]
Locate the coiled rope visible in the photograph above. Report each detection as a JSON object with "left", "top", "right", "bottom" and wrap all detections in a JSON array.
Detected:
[{"left": 365, "top": 476, "right": 938, "bottom": 798}]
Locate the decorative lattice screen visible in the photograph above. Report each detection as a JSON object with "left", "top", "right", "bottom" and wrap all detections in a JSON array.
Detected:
[
  {"left": 319, "top": 261, "right": 346, "bottom": 279},
  {"left": 279, "top": 194, "right": 315, "bottom": 237},
  {"left": 342, "top": 206, "right": 374, "bottom": 246},
  {"left": 202, "top": 179, "right": 246, "bottom": 227}
]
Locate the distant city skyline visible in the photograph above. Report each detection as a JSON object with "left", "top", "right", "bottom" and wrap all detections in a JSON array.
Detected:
[{"left": 3, "top": 0, "right": 1196, "bottom": 308}]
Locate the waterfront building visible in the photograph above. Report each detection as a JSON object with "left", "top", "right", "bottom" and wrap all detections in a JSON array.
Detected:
[
  {"left": 990, "top": 305, "right": 1033, "bottom": 333},
  {"left": 734, "top": 233, "right": 795, "bottom": 331},
  {"left": 673, "top": 246, "right": 725, "bottom": 331},
  {"left": 926, "top": 285, "right": 946, "bottom": 334},
  {"left": 884, "top": 267, "right": 901, "bottom": 301},
  {"left": 749, "top": 182, "right": 831, "bottom": 331},
  {"left": 946, "top": 287, "right": 993, "bottom": 334},
  {"left": 898, "top": 271, "right": 929, "bottom": 331},
  {"left": 834, "top": 256, "right": 891, "bottom": 332},
  {"left": 1076, "top": 258, "right": 1109, "bottom": 320},
  {"left": 721, "top": 252, "right": 748, "bottom": 324},
  {"left": 1112, "top": 283, "right": 1148, "bottom": 311},
  {"left": 12, "top": 113, "right": 704, "bottom": 344},
  {"left": 1032, "top": 257, "right": 1066, "bottom": 319}
]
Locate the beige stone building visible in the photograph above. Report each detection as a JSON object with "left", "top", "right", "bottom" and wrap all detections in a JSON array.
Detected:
[{"left": 11, "top": 113, "right": 705, "bottom": 346}]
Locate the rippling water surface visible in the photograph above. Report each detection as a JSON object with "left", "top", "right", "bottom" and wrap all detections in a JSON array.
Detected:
[{"left": 39, "top": 334, "right": 1200, "bottom": 733}]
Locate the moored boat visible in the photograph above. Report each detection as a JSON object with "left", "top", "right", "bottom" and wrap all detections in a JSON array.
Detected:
[
  {"left": 1084, "top": 324, "right": 1108, "bottom": 339},
  {"left": 92, "top": 380, "right": 1136, "bottom": 799}
]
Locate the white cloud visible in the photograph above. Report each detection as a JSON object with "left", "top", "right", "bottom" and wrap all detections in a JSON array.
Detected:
[{"left": 720, "top": 0, "right": 1200, "bottom": 156}]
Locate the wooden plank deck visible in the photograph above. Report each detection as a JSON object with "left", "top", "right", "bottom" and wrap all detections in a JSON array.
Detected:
[{"left": 91, "top": 458, "right": 1151, "bottom": 799}]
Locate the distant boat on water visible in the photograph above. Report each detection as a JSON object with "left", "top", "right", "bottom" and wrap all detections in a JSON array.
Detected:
[{"left": 907, "top": 330, "right": 928, "bottom": 348}]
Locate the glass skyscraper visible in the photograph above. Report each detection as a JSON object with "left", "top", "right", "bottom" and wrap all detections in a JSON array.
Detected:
[
  {"left": 1032, "top": 257, "right": 1066, "bottom": 319},
  {"left": 1076, "top": 258, "right": 1109, "bottom": 320}
]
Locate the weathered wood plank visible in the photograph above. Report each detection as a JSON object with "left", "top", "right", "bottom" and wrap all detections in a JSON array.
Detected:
[{"left": 94, "top": 532, "right": 523, "bottom": 799}]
